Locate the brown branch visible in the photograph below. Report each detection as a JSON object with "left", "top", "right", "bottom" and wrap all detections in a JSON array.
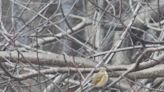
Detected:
[
  {"left": 111, "top": 65, "right": 164, "bottom": 79},
  {"left": 0, "top": 46, "right": 164, "bottom": 69},
  {"left": 11, "top": 64, "right": 164, "bottom": 81},
  {"left": 0, "top": 51, "right": 96, "bottom": 67}
]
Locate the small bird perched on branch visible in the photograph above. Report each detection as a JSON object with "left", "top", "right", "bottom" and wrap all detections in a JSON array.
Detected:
[{"left": 91, "top": 68, "right": 108, "bottom": 87}]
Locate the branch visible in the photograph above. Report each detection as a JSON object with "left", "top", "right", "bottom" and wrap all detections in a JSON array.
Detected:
[
  {"left": 111, "top": 65, "right": 164, "bottom": 79},
  {"left": 0, "top": 51, "right": 96, "bottom": 67},
  {"left": 0, "top": 46, "right": 164, "bottom": 70},
  {"left": 10, "top": 64, "right": 164, "bottom": 81}
]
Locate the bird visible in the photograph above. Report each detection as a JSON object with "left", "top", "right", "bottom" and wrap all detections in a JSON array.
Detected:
[{"left": 91, "top": 68, "right": 108, "bottom": 87}]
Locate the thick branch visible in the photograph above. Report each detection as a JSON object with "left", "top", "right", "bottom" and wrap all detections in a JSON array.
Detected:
[
  {"left": 111, "top": 65, "right": 164, "bottom": 79},
  {"left": 0, "top": 51, "right": 96, "bottom": 67},
  {"left": 0, "top": 50, "right": 164, "bottom": 70},
  {"left": 12, "top": 65, "right": 164, "bottom": 80}
]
